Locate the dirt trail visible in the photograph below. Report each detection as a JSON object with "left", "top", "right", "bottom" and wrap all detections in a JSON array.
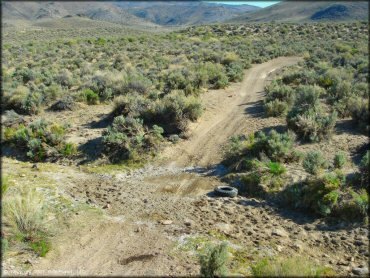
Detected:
[
  {"left": 161, "top": 56, "right": 301, "bottom": 168},
  {"left": 10, "top": 56, "right": 368, "bottom": 276},
  {"left": 23, "top": 57, "right": 336, "bottom": 276}
]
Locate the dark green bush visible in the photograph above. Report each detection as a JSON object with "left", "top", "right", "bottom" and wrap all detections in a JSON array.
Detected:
[
  {"left": 3, "top": 119, "right": 76, "bottom": 161},
  {"left": 102, "top": 115, "right": 164, "bottom": 162},
  {"left": 267, "top": 161, "right": 286, "bottom": 176},
  {"left": 333, "top": 151, "right": 346, "bottom": 169},
  {"left": 225, "top": 62, "right": 243, "bottom": 82},
  {"left": 265, "top": 100, "right": 289, "bottom": 117},
  {"left": 303, "top": 151, "right": 328, "bottom": 175},
  {"left": 287, "top": 86, "right": 337, "bottom": 141},
  {"left": 79, "top": 89, "right": 99, "bottom": 105},
  {"left": 281, "top": 172, "right": 342, "bottom": 216},
  {"left": 112, "top": 95, "right": 150, "bottom": 117},
  {"left": 198, "top": 242, "right": 228, "bottom": 277},
  {"left": 348, "top": 96, "right": 369, "bottom": 133},
  {"left": 287, "top": 105, "right": 337, "bottom": 142},
  {"left": 252, "top": 130, "right": 297, "bottom": 162},
  {"left": 336, "top": 189, "right": 368, "bottom": 222},
  {"left": 144, "top": 91, "right": 202, "bottom": 134}
]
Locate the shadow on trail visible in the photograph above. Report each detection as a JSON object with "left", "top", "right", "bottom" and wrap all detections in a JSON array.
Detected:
[
  {"left": 77, "top": 137, "right": 104, "bottom": 165},
  {"left": 84, "top": 113, "right": 113, "bottom": 129},
  {"left": 184, "top": 164, "right": 229, "bottom": 177},
  {"left": 260, "top": 124, "right": 286, "bottom": 134},
  {"left": 335, "top": 118, "right": 364, "bottom": 136},
  {"left": 243, "top": 100, "right": 265, "bottom": 118}
]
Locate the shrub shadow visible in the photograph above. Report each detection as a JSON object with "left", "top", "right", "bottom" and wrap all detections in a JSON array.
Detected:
[
  {"left": 184, "top": 164, "right": 229, "bottom": 177},
  {"left": 260, "top": 124, "right": 287, "bottom": 134},
  {"left": 77, "top": 137, "right": 104, "bottom": 164},
  {"left": 242, "top": 100, "right": 265, "bottom": 118},
  {"left": 1, "top": 145, "right": 29, "bottom": 162},
  {"left": 351, "top": 142, "right": 369, "bottom": 165},
  {"left": 84, "top": 113, "right": 113, "bottom": 129},
  {"left": 335, "top": 118, "right": 364, "bottom": 136}
]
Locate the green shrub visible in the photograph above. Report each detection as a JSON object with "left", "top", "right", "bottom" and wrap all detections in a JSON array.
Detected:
[
  {"left": 198, "top": 242, "right": 228, "bottom": 277},
  {"left": 60, "top": 143, "right": 77, "bottom": 157},
  {"left": 226, "top": 62, "right": 243, "bottom": 82},
  {"left": 348, "top": 96, "right": 369, "bottom": 133},
  {"left": 3, "top": 86, "right": 29, "bottom": 113},
  {"left": 265, "top": 83, "right": 295, "bottom": 105},
  {"left": 333, "top": 151, "right": 346, "bottom": 169},
  {"left": 303, "top": 151, "right": 328, "bottom": 175},
  {"left": 285, "top": 85, "right": 337, "bottom": 142},
  {"left": 199, "top": 63, "right": 229, "bottom": 89},
  {"left": 27, "top": 138, "right": 46, "bottom": 161},
  {"left": 251, "top": 256, "right": 335, "bottom": 277},
  {"left": 336, "top": 189, "right": 368, "bottom": 222},
  {"left": 267, "top": 162, "right": 286, "bottom": 176},
  {"left": 224, "top": 130, "right": 298, "bottom": 174},
  {"left": 221, "top": 52, "right": 239, "bottom": 66},
  {"left": 3, "top": 187, "right": 49, "bottom": 238},
  {"left": 303, "top": 173, "right": 341, "bottom": 216},
  {"left": 287, "top": 106, "right": 337, "bottom": 142},
  {"left": 239, "top": 172, "right": 264, "bottom": 197},
  {"left": 293, "top": 85, "right": 324, "bottom": 108},
  {"left": 145, "top": 91, "right": 202, "bottom": 134},
  {"left": 4, "top": 119, "right": 72, "bottom": 162},
  {"left": 265, "top": 99, "right": 289, "bottom": 117},
  {"left": 252, "top": 130, "right": 297, "bottom": 162},
  {"left": 79, "top": 89, "right": 99, "bottom": 105},
  {"left": 232, "top": 160, "right": 287, "bottom": 197},
  {"left": 1, "top": 238, "right": 9, "bottom": 256},
  {"left": 164, "top": 69, "right": 189, "bottom": 93},
  {"left": 30, "top": 237, "right": 51, "bottom": 257},
  {"left": 112, "top": 95, "right": 150, "bottom": 117},
  {"left": 102, "top": 116, "right": 163, "bottom": 162},
  {"left": 22, "top": 91, "right": 43, "bottom": 115},
  {"left": 56, "top": 69, "right": 73, "bottom": 87}
]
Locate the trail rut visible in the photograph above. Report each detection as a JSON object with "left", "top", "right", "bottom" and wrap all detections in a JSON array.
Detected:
[
  {"left": 25, "top": 57, "right": 312, "bottom": 276},
  {"left": 161, "top": 56, "right": 301, "bottom": 167}
]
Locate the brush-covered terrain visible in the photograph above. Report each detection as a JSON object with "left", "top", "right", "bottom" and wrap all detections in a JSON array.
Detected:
[{"left": 1, "top": 20, "right": 369, "bottom": 276}]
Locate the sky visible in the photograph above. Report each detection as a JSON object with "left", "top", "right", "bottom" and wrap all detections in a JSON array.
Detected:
[{"left": 209, "top": 1, "right": 279, "bottom": 8}]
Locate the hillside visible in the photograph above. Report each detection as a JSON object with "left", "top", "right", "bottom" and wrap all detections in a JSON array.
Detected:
[
  {"left": 228, "top": 1, "right": 369, "bottom": 23},
  {"left": 1, "top": 1, "right": 159, "bottom": 28},
  {"left": 116, "top": 1, "right": 260, "bottom": 26},
  {"left": 2, "top": 1, "right": 259, "bottom": 27}
]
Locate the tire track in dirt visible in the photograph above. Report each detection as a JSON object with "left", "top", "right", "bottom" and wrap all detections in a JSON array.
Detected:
[
  {"left": 28, "top": 57, "right": 304, "bottom": 276},
  {"left": 160, "top": 56, "right": 302, "bottom": 168}
]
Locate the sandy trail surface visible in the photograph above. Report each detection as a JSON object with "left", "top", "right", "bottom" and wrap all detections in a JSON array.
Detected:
[{"left": 160, "top": 56, "right": 301, "bottom": 168}]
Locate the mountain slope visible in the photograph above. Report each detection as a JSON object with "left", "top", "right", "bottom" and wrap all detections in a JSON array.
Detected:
[
  {"left": 2, "top": 1, "right": 158, "bottom": 28},
  {"left": 228, "top": 1, "right": 369, "bottom": 23},
  {"left": 116, "top": 1, "right": 260, "bottom": 26},
  {"left": 2, "top": 1, "right": 260, "bottom": 27}
]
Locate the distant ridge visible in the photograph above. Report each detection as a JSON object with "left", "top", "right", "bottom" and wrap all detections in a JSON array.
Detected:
[
  {"left": 228, "top": 1, "right": 369, "bottom": 23},
  {"left": 2, "top": 1, "right": 260, "bottom": 28}
]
